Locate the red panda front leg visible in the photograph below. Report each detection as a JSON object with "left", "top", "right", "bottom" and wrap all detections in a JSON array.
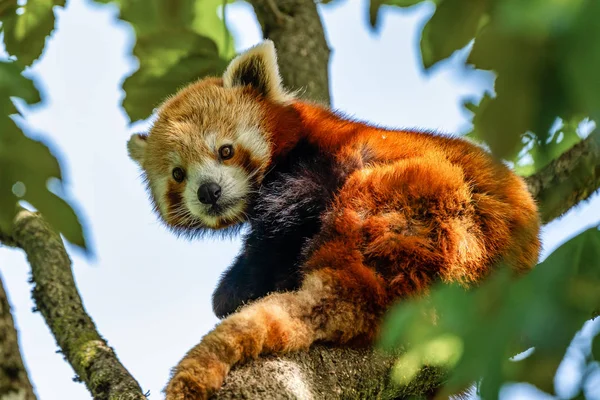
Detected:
[{"left": 164, "top": 268, "right": 387, "bottom": 400}]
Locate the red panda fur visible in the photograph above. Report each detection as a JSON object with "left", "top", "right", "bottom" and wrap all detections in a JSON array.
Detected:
[{"left": 127, "top": 41, "right": 541, "bottom": 399}]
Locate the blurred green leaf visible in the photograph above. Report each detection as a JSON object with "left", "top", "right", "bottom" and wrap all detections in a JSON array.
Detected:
[
  {"left": 0, "top": 0, "right": 65, "bottom": 66},
  {"left": 563, "top": 0, "right": 600, "bottom": 124},
  {"left": 380, "top": 227, "right": 600, "bottom": 398},
  {"left": 96, "top": 0, "right": 232, "bottom": 122},
  {"left": 513, "top": 119, "right": 585, "bottom": 177},
  {"left": 123, "top": 31, "right": 227, "bottom": 122},
  {"left": 420, "top": 0, "right": 487, "bottom": 69},
  {"left": 467, "top": 23, "right": 561, "bottom": 159},
  {"left": 369, "top": 0, "right": 433, "bottom": 28},
  {"left": 391, "top": 333, "right": 463, "bottom": 385},
  {"left": 193, "top": 0, "right": 235, "bottom": 60},
  {"left": 494, "top": 0, "right": 585, "bottom": 38},
  {"left": 0, "top": 60, "right": 41, "bottom": 104},
  {"left": 462, "top": 0, "right": 600, "bottom": 160},
  {"left": 0, "top": 61, "right": 86, "bottom": 249}
]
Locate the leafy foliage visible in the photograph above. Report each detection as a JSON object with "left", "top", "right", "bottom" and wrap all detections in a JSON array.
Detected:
[
  {"left": 381, "top": 227, "right": 600, "bottom": 399},
  {"left": 94, "top": 0, "right": 233, "bottom": 122},
  {"left": 0, "top": 0, "right": 599, "bottom": 398},
  {"left": 371, "top": 0, "right": 599, "bottom": 172},
  {"left": 0, "top": 61, "right": 86, "bottom": 249},
  {"left": 369, "top": 0, "right": 437, "bottom": 28},
  {"left": 0, "top": 0, "right": 65, "bottom": 66}
]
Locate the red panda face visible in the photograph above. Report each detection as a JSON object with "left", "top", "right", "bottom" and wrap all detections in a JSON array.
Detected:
[{"left": 127, "top": 41, "right": 293, "bottom": 235}]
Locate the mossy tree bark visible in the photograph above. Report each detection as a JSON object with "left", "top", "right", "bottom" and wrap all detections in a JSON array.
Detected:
[
  {"left": 0, "top": 273, "right": 37, "bottom": 400},
  {"left": 1, "top": 1, "right": 600, "bottom": 399},
  {"left": 1, "top": 210, "right": 146, "bottom": 400},
  {"left": 248, "top": 0, "right": 331, "bottom": 105}
]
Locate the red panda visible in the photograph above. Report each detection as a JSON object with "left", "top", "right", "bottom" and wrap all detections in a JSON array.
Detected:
[{"left": 127, "top": 40, "right": 541, "bottom": 399}]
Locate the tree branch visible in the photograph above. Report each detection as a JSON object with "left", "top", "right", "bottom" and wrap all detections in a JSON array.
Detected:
[
  {"left": 2, "top": 2, "right": 600, "bottom": 398},
  {"left": 525, "top": 133, "right": 600, "bottom": 223},
  {"left": 217, "top": 346, "right": 445, "bottom": 400},
  {"left": 247, "top": 0, "right": 331, "bottom": 105},
  {"left": 2, "top": 210, "right": 147, "bottom": 400},
  {"left": 0, "top": 272, "right": 37, "bottom": 400}
]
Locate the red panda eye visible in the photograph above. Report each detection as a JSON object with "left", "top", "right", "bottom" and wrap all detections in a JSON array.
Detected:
[
  {"left": 219, "top": 145, "right": 234, "bottom": 160},
  {"left": 172, "top": 167, "right": 186, "bottom": 183}
]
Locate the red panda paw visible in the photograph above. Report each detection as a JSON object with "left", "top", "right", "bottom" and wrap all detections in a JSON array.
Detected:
[{"left": 164, "top": 356, "right": 229, "bottom": 400}]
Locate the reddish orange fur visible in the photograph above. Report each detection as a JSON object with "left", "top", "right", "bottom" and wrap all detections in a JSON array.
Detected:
[
  {"left": 160, "top": 94, "right": 540, "bottom": 399},
  {"left": 130, "top": 44, "right": 541, "bottom": 400}
]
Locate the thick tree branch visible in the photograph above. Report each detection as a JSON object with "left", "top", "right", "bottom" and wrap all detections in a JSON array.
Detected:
[
  {"left": 247, "top": 0, "right": 331, "bottom": 105},
  {"left": 1, "top": 210, "right": 146, "bottom": 400},
  {"left": 525, "top": 133, "right": 600, "bottom": 223},
  {"left": 0, "top": 273, "right": 37, "bottom": 400},
  {"left": 217, "top": 346, "right": 444, "bottom": 400}
]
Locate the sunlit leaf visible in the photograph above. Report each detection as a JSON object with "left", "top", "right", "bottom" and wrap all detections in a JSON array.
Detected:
[
  {"left": 122, "top": 31, "right": 227, "bottom": 122},
  {"left": 0, "top": 0, "right": 65, "bottom": 66},
  {"left": 192, "top": 0, "right": 235, "bottom": 60},
  {"left": 96, "top": 0, "right": 232, "bottom": 122},
  {"left": 391, "top": 334, "right": 463, "bottom": 385}
]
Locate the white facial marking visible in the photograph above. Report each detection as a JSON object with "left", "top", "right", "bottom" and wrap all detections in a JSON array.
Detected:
[
  {"left": 237, "top": 126, "right": 271, "bottom": 165},
  {"left": 180, "top": 160, "right": 251, "bottom": 227},
  {"left": 152, "top": 176, "right": 170, "bottom": 216}
]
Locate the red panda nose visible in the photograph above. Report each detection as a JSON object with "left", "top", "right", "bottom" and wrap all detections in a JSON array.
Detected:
[{"left": 198, "top": 182, "right": 222, "bottom": 205}]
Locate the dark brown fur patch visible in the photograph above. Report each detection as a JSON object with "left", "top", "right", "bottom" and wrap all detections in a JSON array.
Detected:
[{"left": 231, "top": 146, "right": 261, "bottom": 177}]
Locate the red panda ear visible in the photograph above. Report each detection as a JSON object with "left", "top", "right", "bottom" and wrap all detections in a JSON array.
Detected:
[
  {"left": 127, "top": 133, "right": 147, "bottom": 166},
  {"left": 222, "top": 40, "right": 293, "bottom": 103}
]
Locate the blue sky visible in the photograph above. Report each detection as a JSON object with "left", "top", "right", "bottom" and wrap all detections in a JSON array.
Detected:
[{"left": 1, "top": 0, "right": 599, "bottom": 399}]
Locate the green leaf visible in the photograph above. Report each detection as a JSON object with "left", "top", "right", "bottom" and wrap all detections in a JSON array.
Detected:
[
  {"left": 0, "top": 61, "right": 41, "bottom": 104},
  {"left": 379, "top": 227, "right": 600, "bottom": 398},
  {"left": 420, "top": 0, "right": 487, "bottom": 69},
  {"left": 562, "top": 0, "right": 600, "bottom": 123},
  {"left": 494, "top": 0, "right": 585, "bottom": 38},
  {"left": 97, "top": 0, "right": 232, "bottom": 122},
  {"left": 0, "top": 0, "right": 66, "bottom": 66},
  {"left": 192, "top": 0, "right": 235, "bottom": 60},
  {"left": 458, "top": 0, "right": 600, "bottom": 161},
  {"left": 0, "top": 61, "right": 87, "bottom": 249},
  {"left": 122, "top": 30, "right": 228, "bottom": 122},
  {"left": 513, "top": 118, "right": 584, "bottom": 177},
  {"left": 369, "top": 0, "right": 432, "bottom": 28}
]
